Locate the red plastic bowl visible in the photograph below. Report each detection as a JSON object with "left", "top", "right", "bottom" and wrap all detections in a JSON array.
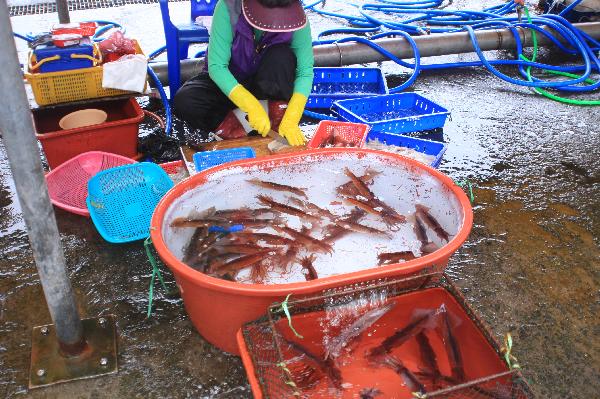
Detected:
[{"left": 150, "top": 149, "right": 473, "bottom": 354}]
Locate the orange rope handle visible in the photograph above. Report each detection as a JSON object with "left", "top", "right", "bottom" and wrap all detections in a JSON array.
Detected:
[{"left": 28, "top": 53, "right": 60, "bottom": 71}]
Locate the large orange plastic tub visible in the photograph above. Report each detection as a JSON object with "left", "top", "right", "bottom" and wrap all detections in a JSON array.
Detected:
[
  {"left": 32, "top": 98, "right": 143, "bottom": 169},
  {"left": 151, "top": 149, "right": 473, "bottom": 354}
]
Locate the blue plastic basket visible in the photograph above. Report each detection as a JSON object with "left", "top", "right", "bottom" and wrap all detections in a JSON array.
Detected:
[
  {"left": 306, "top": 67, "right": 388, "bottom": 110},
  {"left": 366, "top": 130, "right": 447, "bottom": 168},
  {"left": 332, "top": 93, "right": 450, "bottom": 134},
  {"left": 86, "top": 162, "right": 174, "bottom": 243},
  {"left": 193, "top": 147, "right": 256, "bottom": 173}
]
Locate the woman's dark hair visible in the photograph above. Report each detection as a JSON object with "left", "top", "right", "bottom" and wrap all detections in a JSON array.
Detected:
[{"left": 256, "top": 0, "right": 295, "bottom": 8}]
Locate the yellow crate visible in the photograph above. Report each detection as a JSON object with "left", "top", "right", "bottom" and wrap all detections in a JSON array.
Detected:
[{"left": 25, "top": 42, "right": 145, "bottom": 106}]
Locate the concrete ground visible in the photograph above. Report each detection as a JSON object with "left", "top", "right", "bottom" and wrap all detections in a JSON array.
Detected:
[{"left": 2, "top": 1, "right": 599, "bottom": 398}]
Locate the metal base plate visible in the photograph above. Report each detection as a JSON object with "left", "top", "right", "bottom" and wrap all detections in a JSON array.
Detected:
[{"left": 29, "top": 315, "right": 118, "bottom": 389}]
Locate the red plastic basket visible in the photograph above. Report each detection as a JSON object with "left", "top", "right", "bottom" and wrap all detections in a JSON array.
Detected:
[
  {"left": 307, "top": 121, "right": 370, "bottom": 149},
  {"left": 33, "top": 98, "right": 143, "bottom": 169},
  {"left": 159, "top": 160, "right": 185, "bottom": 175},
  {"left": 238, "top": 272, "right": 535, "bottom": 399},
  {"left": 46, "top": 151, "right": 136, "bottom": 216}
]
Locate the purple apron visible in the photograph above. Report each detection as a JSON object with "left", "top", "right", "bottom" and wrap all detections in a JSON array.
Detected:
[{"left": 205, "top": 0, "right": 293, "bottom": 81}]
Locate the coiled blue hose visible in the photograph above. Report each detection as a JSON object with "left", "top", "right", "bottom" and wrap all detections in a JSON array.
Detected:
[{"left": 300, "top": 0, "right": 600, "bottom": 117}]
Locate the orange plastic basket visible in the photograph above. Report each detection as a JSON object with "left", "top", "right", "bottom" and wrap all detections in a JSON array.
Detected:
[
  {"left": 24, "top": 41, "right": 146, "bottom": 106},
  {"left": 238, "top": 272, "right": 535, "bottom": 399},
  {"left": 306, "top": 121, "right": 370, "bottom": 149}
]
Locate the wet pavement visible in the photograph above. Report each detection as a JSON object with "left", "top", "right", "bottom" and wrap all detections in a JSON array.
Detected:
[{"left": 2, "top": 1, "right": 600, "bottom": 398}]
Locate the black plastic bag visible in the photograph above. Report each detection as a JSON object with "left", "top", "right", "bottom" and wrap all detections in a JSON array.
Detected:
[{"left": 138, "top": 128, "right": 182, "bottom": 163}]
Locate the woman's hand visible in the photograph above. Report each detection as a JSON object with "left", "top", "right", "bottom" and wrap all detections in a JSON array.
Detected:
[{"left": 279, "top": 93, "right": 307, "bottom": 146}]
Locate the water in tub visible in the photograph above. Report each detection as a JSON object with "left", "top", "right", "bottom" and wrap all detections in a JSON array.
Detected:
[{"left": 162, "top": 152, "right": 464, "bottom": 284}]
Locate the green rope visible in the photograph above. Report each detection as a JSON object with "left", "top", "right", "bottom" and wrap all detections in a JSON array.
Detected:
[
  {"left": 501, "top": 333, "right": 521, "bottom": 370},
  {"left": 456, "top": 179, "right": 474, "bottom": 203},
  {"left": 280, "top": 294, "right": 304, "bottom": 339},
  {"left": 521, "top": 7, "right": 600, "bottom": 106},
  {"left": 277, "top": 362, "right": 301, "bottom": 396},
  {"left": 144, "top": 236, "right": 169, "bottom": 318}
]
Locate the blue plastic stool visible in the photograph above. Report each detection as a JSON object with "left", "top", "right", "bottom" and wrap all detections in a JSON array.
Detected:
[{"left": 158, "top": 0, "right": 217, "bottom": 98}]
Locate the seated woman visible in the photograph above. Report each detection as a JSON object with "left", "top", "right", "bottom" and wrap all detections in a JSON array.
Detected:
[{"left": 173, "top": 0, "right": 314, "bottom": 146}]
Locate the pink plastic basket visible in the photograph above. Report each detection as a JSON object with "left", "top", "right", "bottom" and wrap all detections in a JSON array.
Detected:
[
  {"left": 307, "top": 121, "right": 370, "bottom": 149},
  {"left": 46, "top": 151, "right": 136, "bottom": 216}
]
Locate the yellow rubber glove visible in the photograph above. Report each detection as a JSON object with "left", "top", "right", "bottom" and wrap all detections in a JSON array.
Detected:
[
  {"left": 228, "top": 84, "right": 271, "bottom": 136},
  {"left": 279, "top": 93, "right": 307, "bottom": 146}
]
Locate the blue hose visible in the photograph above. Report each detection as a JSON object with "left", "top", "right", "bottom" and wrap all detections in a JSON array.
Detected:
[
  {"left": 147, "top": 65, "right": 172, "bottom": 136},
  {"left": 13, "top": 32, "right": 34, "bottom": 42},
  {"left": 559, "top": 0, "right": 584, "bottom": 17},
  {"left": 148, "top": 45, "right": 167, "bottom": 60},
  {"left": 336, "top": 31, "right": 421, "bottom": 92},
  {"left": 301, "top": 0, "right": 600, "bottom": 118}
]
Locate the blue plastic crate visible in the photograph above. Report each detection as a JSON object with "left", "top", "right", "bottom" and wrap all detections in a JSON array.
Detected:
[
  {"left": 306, "top": 67, "right": 388, "bottom": 110},
  {"left": 193, "top": 147, "right": 256, "bottom": 173},
  {"left": 365, "top": 130, "right": 447, "bottom": 168},
  {"left": 86, "top": 162, "right": 174, "bottom": 243},
  {"left": 332, "top": 93, "right": 450, "bottom": 134}
]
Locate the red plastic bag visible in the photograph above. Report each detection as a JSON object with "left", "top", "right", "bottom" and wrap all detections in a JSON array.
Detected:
[
  {"left": 215, "top": 100, "right": 288, "bottom": 140},
  {"left": 98, "top": 31, "right": 136, "bottom": 62}
]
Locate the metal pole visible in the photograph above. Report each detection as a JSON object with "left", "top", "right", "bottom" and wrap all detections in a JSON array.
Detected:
[
  {"left": 0, "top": 1, "right": 83, "bottom": 351},
  {"left": 56, "top": 0, "right": 70, "bottom": 24},
  {"left": 149, "top": 22, "right": 600, "bottom": 86}
]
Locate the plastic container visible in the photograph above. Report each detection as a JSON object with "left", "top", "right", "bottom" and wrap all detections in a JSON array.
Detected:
[
  {"left": 25, "top": 41, "right": 144, "bottom": 106},
  {"left": 333, "top": 93, "right": 450, "bottom": 134},
  {"left": 238, "top": 272, "right": 534, "bottom": 399},
  {"left": 159, "top": 160, "right": 185, "bottom": 175},
  {"left": 365, "top": 130, "right": 448, "bottom": 168},
  {"left": 159, "top": 160, "right": 189, "bottom": 184},
  {"left": 52, "top": 22, "right": 97, "bottom": 37},
  {"left": 306, "top": 121, "right": 370, "bottom": 149},
  {"left": 59, "top": 108, "right": 107, "bottom": 129},
  {"left": 51, "top": 34, "right": 83, "bottom": 48},
  {"left": 31, "top": 40, "right": 97, "bottom": 73},
  {"left": 87, "top": 162, "right": 174, "bottom": 243},
  {"left": 192, "top": 147, "right": 256, "bottom": 173},
  {"left": 150, "top": 149, "right": 473, "bottom": 354},
  {"left": 46, "top": 151, "right": 136, "bottom": 216},
  {"left": 33, "top": 97, "right": 143, "bottom": 169},
  {"left": 307, "top": 67, "right": 388, "bottom": 110}
]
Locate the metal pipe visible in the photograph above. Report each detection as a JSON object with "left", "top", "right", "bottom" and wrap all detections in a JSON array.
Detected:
[
  {"left": 313, "top": 22, "right": 600, "bottom": 66},
  {"left": 150, "top": 22, "right": 600, "bottom": 85},
  {"left": 0, "top": 1, "right": 83, "bottom": 350},
  {"left": 56, "top": 0, "right": 70, "bottom": 24}
]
